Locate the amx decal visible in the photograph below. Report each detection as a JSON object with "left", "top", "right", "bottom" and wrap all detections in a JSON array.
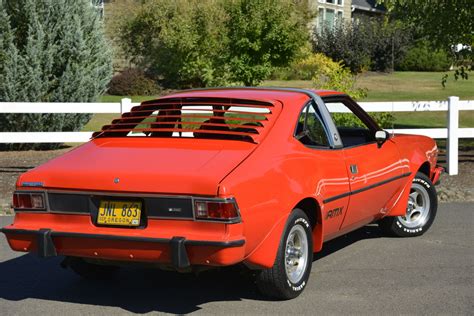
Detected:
[{"left": 326, "top": 206, "right": 344, "bottom": 219}]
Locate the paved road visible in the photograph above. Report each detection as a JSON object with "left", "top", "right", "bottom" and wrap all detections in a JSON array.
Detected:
[{"left": 0, "top": 203, "right": 472, "bottom": 315}]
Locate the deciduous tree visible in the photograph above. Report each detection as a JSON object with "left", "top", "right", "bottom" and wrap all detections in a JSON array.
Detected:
[{"left": 120, "top": 0, "right": 309, "bottom": 88}]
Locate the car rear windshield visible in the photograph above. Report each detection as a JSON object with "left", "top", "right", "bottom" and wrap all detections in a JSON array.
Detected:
[{"left": 92, "top": 97, "right": 280, "bottom": 143}]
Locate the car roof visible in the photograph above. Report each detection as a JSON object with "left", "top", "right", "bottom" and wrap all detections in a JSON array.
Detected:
[{"left": 161, "top": 87, "right": 345, "bottom": 105}]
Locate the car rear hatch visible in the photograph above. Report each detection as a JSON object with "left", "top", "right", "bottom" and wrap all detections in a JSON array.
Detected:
[{"left": 18, "top": 138, "right": 257, "bottom": 195}]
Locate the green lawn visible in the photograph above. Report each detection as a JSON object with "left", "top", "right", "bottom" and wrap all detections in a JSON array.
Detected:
[
  {"left": 267, "top": 72, "right": 474, "bottom": 132},
  {"left": 263, "top": 71, "right": 474, "bottom": 102},
  {"left": 355, "top": 72, "right": 474, "bottom": 102},
  {"left": 88, "top": 72, "right": 473, "bottom": 132},
  {"left": 98, "top": 71, "right": 474, "bottom": 103}
]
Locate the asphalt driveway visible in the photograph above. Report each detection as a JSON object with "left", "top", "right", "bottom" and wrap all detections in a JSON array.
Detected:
[{"left": 0, "top": 202, "right": 472, "bottom": 315}]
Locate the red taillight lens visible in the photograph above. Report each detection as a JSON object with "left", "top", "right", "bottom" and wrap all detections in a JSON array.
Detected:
[
  {"left": 12, "top": 192, "right": 46, "bottom": 210},
  {"left": 194, "top": 199, "right": 240, "bottom": 222}
]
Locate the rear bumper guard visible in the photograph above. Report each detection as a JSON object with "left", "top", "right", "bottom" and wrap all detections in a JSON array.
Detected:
[{"left": 0, "top": 228, "right": 245, "bottom": 269}]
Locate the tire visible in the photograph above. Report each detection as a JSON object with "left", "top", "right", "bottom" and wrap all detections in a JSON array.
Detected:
[
  {"left": 379, "top": 172, "right": 438, "bottom": 237},
  {"left": 256, "top": 209, "right": 313, "bottom": 300},
  {"left": 67, "top": 257, "right": 119, "bottom": 280}
]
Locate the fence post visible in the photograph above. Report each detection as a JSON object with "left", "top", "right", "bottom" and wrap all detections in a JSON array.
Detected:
[
  {"left": 447, "top": 96, "right": 459, "bottom": 175},
  {"left": 120, "top": 98, "right": 132, "bottom": 114}
]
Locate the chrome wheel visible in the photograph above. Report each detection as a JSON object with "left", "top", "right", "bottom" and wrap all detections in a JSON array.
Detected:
[
  {"left": 399, "top": 183, "right": 431, "bottom": 228},
  {"left": 284, "top": 225, "right": 308, "bottom": 284}
]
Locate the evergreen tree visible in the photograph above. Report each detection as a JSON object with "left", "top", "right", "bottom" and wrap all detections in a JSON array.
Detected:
[{"left": 0, "top": 0, "right": 113, "bottom": 150}]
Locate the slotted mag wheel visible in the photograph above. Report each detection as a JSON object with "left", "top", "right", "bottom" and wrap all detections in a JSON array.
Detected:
[
  {"left": 284, "top": 225, "right": 309, "bottom": 284},
  {"left": 399, "top": 183, "right": 431, "bottom": 228}
]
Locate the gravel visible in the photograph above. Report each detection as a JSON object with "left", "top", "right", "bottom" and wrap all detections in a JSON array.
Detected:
[{"left": 0, "top": 147, "right": 473, "bottom": 213}]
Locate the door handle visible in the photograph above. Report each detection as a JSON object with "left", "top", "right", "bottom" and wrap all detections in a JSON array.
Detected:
[{"left": 350, "top": 164, "right": 358, "bottom": 174}]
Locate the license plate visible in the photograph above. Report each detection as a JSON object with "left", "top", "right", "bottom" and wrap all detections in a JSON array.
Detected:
[{"left": 97, "top": 200, "right": 142, "bottom": 227}]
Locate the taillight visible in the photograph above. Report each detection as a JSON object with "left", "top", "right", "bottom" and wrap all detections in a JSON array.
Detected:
[
  {"left": 12, "top": 192, "right": 46, "bottom": 210},
  {"left": 194, "top": 199, "right": 240, "bottom": 222}
]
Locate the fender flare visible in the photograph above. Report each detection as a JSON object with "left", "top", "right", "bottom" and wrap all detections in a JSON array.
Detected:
[{"left": 243, "top": 197, "right": 324, "bottom": 269}]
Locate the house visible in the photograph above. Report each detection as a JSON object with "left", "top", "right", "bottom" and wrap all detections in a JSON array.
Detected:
[
  {"left": 351, "top": 0, "right": 386, "bottom": 23},
  {"left": 312, "top": 0, "right": 352, "bottom": 32},
  {"left": 312, "top": 0, "right": 386, "bottom": 32}
]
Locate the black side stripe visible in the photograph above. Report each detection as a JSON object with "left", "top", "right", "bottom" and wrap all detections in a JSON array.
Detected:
[{"left": 323, "top": 172, "right": 412, "bottom": 204}]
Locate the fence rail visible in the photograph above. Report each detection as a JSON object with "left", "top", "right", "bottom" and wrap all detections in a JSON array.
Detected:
[{"left": 1, "top": 97, "right": 473, "bottom": 175}]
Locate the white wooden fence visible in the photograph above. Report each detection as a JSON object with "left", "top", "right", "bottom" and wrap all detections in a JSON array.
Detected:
[{"left": 0, "top": 97, "right": 473, "bottom": 175}]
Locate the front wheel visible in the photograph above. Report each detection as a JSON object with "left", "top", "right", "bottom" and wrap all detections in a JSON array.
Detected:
[
  {"left": 379, "top": 172, "right": 438, "bottom": 237},
  {"left": 256, "top": 209, "right": 313, "bottom": 300}
]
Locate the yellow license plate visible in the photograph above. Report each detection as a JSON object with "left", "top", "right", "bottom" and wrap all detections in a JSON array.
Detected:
[{"left": 97, "top": 200, "right": 142, "bottom": 227}]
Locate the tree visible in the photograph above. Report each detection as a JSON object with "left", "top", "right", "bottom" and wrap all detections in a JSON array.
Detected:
[
  {"left": 312, "top": 19, "right": 411, "bottom": 73},
  {"left": 120, "top": 0, "right": 309, "bottom": 88},
  {"left": 379, "top": 0, "right": 473, "bottom": 83},
  {"left": 120, "top": 0, "right": 230, "bottom": 88},
  {"left": 0, "top": 0, "right": 113, "bottom": 150},
  {"left": 379, "top": 0, "right": 473, "bottom": 48},
  {"left": 225, "top": 0, "right": 309, "bottom": 86}
]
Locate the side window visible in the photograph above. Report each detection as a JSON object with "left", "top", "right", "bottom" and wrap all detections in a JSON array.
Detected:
[
  {"left": 325, "top": 100, "right": 375, "bottom": 147},
  {"left": 295, "top": 103, "right": 330, "bottom": 148}
]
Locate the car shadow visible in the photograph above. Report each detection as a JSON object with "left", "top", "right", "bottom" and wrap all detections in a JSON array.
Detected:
[
  {"left": 313, "top": 224, "right": 384, "bottom": 261},
  {"left": 0, "top": 224, "right": 387, "bottom": 313}
]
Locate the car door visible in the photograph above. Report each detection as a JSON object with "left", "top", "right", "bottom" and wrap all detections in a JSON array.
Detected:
[
  {"left": 294, "top": 101, "right": 350, "bottom": 238},
  {"left": 323, "top": 96, "right": 405, "bottom": 231}
]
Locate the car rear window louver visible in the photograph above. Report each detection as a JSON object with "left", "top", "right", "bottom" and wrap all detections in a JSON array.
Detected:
[{"left": 92, "top": 97, "right": 280, "bottom": 143}]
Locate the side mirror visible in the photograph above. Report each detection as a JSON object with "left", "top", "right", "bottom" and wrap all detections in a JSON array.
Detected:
[{"left": 375, "top": 130, "right": 388, "bottom": 148}]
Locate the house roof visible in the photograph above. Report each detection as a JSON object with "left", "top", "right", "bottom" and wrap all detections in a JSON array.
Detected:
[{"left": 352, "top": 0, "right": 386, "bottom": 14}]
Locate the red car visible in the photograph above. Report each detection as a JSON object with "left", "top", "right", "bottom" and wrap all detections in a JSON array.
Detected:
[{"left": 2, "top": 88, "right": 442, "bottom": 299}]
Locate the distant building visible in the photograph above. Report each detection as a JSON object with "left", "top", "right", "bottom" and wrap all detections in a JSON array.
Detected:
[
  {"left": 311, "top": 0, "right": 386, "bottom": 33},
  {"left": 351, "top": 0, "right": 386, "bottom": 23},
  {"left": 312, "top": 0, "right": 352, "bottom": 32}
]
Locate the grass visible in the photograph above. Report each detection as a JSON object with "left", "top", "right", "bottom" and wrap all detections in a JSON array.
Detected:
[
  {"left": 355, "top": 72, "right": 474, "bottom": 102},
  {"left": 263, "top": 71, "right": 474, "bottom": 102},
  {"left": 265, "top": 72, "right": 474, "bottom": 132},
  {"left": 83, "top": 114, "right": 117, "bottom": 131},
  {"left": 87, "top": 71, "right": 473, "bottom": 132}
]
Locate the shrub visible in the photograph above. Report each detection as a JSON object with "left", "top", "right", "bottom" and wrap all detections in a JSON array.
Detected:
[
  {"left": 396, "top": 40, "right": 451, "bottom": 72},
  {"left": 120, "top": 0, "right": 230, "bottom": 89},
  {"left": 224, "top": 0, "right": 309, "bottom": 86},
  {"left": 312, "top": 23, "right": 372, "bottom": 73},
  {"left": 271, "top": 49, "right": 328, "bottom": 80},
  {"left": 332, "top": 112, "right": 394, "bottom": 129},
  {"left": 108, "top": 68, "right": 161, "bottom": 96},
  {"left": 371, "top": 112, "right": 395, "bottom": 129},
  {"left": 313, "top": 19, "right": 410, "bottom": 73},
  {"left": 120, "top": 0, "right": 309, "bottom": 88},
  {"left": 0, "top": 0, "right": 112, "bottom": 150},
  {"left": 307, "top": 53, "right": 394, "bottom": 127},
  {"left": 311, "top": 53, "right": 367, "bottom": 100}
]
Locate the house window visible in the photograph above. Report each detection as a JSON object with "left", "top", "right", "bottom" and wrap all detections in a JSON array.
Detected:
[
  {"left": 318, "top": 8, "right": 325, "bottom": 31},
  {"left": 336, "top": 10, "right": 344, "bottom": 24},
  {"left": 322, "top": 0, "right": 344, "bottom": 5},
  {"left": 318, "top": 8, "right": 344, "bottom": 32},
  {"left": 325, "top": 9, "right": 335, "bottom": 30}
]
